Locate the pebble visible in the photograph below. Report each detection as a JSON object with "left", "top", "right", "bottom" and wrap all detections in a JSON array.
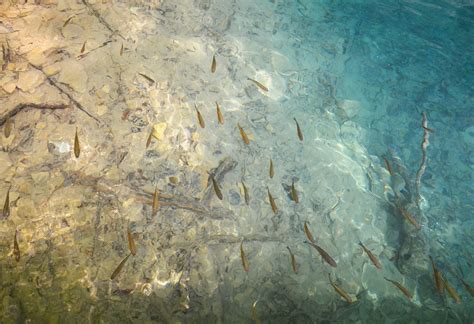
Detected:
[{"left": 17, "top": 69, "right": 45, "bottom": 92}]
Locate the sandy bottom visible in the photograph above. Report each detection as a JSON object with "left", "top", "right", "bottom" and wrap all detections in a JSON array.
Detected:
[{"left": 0, "top": 0, "right": 472, "bottom": 323}]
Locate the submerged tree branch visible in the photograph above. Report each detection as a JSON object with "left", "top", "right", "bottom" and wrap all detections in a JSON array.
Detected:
[
  {"left": 415, "top": 112, "right": 430, "bottom": 209},
  {"left": 0, "top": 103, "right": 69, "bottom": 126},
  {"left": 29, "top": 63, "right": 104, "bottom": 125}
]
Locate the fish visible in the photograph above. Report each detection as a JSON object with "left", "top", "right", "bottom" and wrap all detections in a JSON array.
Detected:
[
  {"left": 13, "top": 230, "right": 20, "bottom": 262},
  {"left": 458, "top": 278, "right": 474, "bottom": 297},
  {"left": 80, "top": 41, "right": 86, "bottom": 54},
  {"left": 4, "top": 116, "right": 12, "bottom": 138},
  {"left": 195, "top": 105, "right": 205, "bottom": 128},
  {"left": 152, "top": 186, "right": 160, "bottom": 215},
  {"left": 146, "top": 128, "right": 154, "bottom": 148},
  {"left": 237, "top": 123, "right": 250, "bottom": 145},
  {"left": 74, "top": 127, "right": 80, "bottom": 158},
  {"left": 429, "top": 256, "right": 444, "bottom": 295},
  {"left": 247, "top": 78, "right": 268, "bottom": 92},
  {"left": 359, "top": 241, "right": 382, "bottom": 269},
  {"left": 241, "top": 180, "right": 250, "bottom": 205},
  {"left": 63, "top": 16, "right": 74, "bottom": 28},
  {"left": 329, "top": 274, "right": 353, "bottom": 304},
  {"left": 307, "top": 241, "right": 337, "bottom": 268},
  {"left": 269, "top": 159, "right": 274, "bottom": 178},
  {"left": 111, "top": 253, "right": 131, "bottom": 280},
  {"left": 216, "top": 102, "right": 224, "bottom": 125},
  {"left": 384, "top": 277, "right": 413, "bottom": 300},
  {"left": 267, "top": 187, "right": 277, "bottom": 214},
  {"left": 211, "top": 175, "right": 223, "bottom": 200},
  {"left": 290, "top": 180, "right": 299, "bottom": 203},
  {"left": 138, "top": 73, "right": 155, "bottom": 85},
  {"left": 3, "top": 188, "right": 10, "bottom": 218},
  {"left": 240, "top": 241, "right": 250, "bottom": 272},
  {"left": 120, "top": 43, "right": 124, "bottom": 56},
  {"left": 251, "top": 300, "right": 261, "bottom": 324},
  {"left": 399, "top": 206, "right": 421, "bottom": 230},
  {"left": 422, "top": 125, "right": 435, "bottom": 133},
  {"left": 287, "top": 246, "right": 297, "bottom": 274},
  {"left": 444, "top": 277, "right": 461, "bottom": 304},
  {"left": 383, "top": 156, "right": 393, "bottom": 176},
  {"left": 303, "top": 222, "right": 315, "bottom": 243},
  {"left": 127, "top": 227, "right": 136, "bottom": 256},
  {"left": 211, "top": 55, "right": 216, "bottom": 73},
  {"left": 294, "top": 118, "right": 303, "bottom": 141}
]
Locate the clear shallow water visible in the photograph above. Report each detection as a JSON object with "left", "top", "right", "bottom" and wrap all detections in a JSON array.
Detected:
[{"left": 0, "top": 0, "right": 473, "bottom": 323}]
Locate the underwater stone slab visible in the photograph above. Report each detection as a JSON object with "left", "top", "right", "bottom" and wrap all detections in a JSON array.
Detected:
[
  {"left": 57, "top": 59, "right": 88, "bottom": 93},
  {"left": 17, "top": 69, "right": 45, "bottom": 92}
]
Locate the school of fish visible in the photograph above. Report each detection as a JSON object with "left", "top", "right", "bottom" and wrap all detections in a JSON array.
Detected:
[{"left": 1, "top": 31, "right": 471, "bottom": 324}]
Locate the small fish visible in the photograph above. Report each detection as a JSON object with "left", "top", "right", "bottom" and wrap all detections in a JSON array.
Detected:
[
  {"left": 216, "top": 102, "right": 224, "bottom": 125},
  {"left": 458, "top": 278, "right": 474, "bottom": 297},
  {"left": 3, "top": 188, "right": 10, "bottom": 218},
  {"left": 294, "top": 118, "right": 303, "bottom": 141},
  {"left": 13, "top": 230, "right": 20, "bottom": 262},
  {"left": 195, "top": 105, "right": 205, "bottom": 128},
  {"left": 329, "top": 274, "right": 353, "bottom": 304},
  {"left": 444, "top": 277, "right": 461, "bottom": 304},
  {"left": 80, "top": 41, "right": 86, "bottom": 54},
  {"left": 247, "top": 78, "right": 268, "bottom": 92},
  {"left": 422, "top": 125, "right": 435, "bottom": 133},
  {"left": 211, "top": 175, "right": 223, "bottom": 200},
  {"left": 251, "top": 300, "right": 261, "bottom": 324},
  {"left": 152, "top": 186, "right": 160, "bottom": 215},
  {"left": 429, "top": 256, "right": 444, "bottom": 295},
  {"left": 241, "top": 180, "right": 249, "bottom": 205},
  {"left": 138, "top": 73, "right": 155, "bottom": 85},
  {"left": 4, "top": 116, "right": 12, "bottom": 138},
  {"left": 63, "top": 16, "right": 74, "bottom": 28},
  {"left": 111, "top": 253, "right": 131, "bottom": 280},
  {"left": 384, "top": 277, "right": 413, "bottom": 300},
  {"left": 127, "top": 227, "right": 136, "bottom": 256},
  {"left": 120, "top": 43, "right": 124, "bottom": 56},
  {"left": 74, "top": 127, "right": 80, "bottom": 158},
  {"left": 307, "top": 241, "right": 337, "bottom": 268},
  {"left": 290, "top": 180, "right": 299, "bottom": 203},
  {"left": 399, "top": 206, "right": 421, "bottom": 230},
  {"left": 146, "top": 128, "right": 154, "bottom": 148},
  {"left": 303, "top": 222, "right": 315, "bottom": 243},
  {"left": 359, "top": 242, "right": 382, "bottom": 269},
  {"left": 269, "top": 159, "right": 274, "bottom": 178},
  {"left": 287, "top": 246, "right": 297, "bottom": 274},
  {"left": 211, "top": 54, "right": 216, "bottom": 73},
  {"left": 240, "top": 241, "right": 250, "bottom": 272},
  {"left": 383, "top": 156, "right": 393, "bottom": 176},
  {"left": 237, "top": 123, "right": 250, "bottom": 145},
  {"left": 267, "top": 187, "right": 277, "bottom": 214}
]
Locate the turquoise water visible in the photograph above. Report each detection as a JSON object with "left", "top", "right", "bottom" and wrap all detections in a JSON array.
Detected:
[
  {"left": 332, "top": 0, "right": 474, "bottom": 280},
  {"left": 0, "top": 0, "right": 473, "bottom": 323}
]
